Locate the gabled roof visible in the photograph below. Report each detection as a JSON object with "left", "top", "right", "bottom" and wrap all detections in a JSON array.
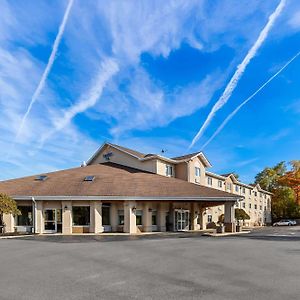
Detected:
[
  {"left": 0, "top": 162, "right": 241, "bottom": 201},
  {"left": 171, "top": 151, "right": 212, "bottom": 167},
  {"left": 87, "top": 142, "right": 211, "bottom": 166}
]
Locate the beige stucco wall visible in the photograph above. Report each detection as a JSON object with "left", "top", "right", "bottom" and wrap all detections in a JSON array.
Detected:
[{"left": 187, "top": 157, "right": 206, "bottom": 185}]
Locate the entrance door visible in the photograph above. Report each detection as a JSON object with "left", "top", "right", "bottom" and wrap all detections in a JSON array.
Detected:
[
  {"left": 174, "top": 209, "right": 190, "bottom": 231},
  {"left": 44, "top": 209, "right": 57, "bottom": 233}
]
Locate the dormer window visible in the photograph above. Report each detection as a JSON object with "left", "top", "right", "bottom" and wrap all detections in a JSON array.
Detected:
[
  {"left": 84, "top": 176, "right": 95, "bottom": 181},
  {"left": 195, "top": 167, "right": 201, "bottom": 177},
  {"left": 166, "top": 165, "right": 173, "bottom": 176},
  {"left": 35, "top": 175, "right": 47, "bottom": 181}
]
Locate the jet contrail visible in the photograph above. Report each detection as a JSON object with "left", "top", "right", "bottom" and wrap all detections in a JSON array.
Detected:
[
  {"left": 15, "top": 0, "right": 74, "bottom": 140},
  {"left": 189, "top": 0, "right": 286, "bottom": 149},
  {"left": 39, "top": 57, "right": 119, "bottom": 146},
  {"left": 201, "top": 50, "right": 300, "bottom": 149}
]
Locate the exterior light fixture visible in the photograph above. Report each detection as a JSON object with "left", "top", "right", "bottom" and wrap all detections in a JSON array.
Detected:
[
  {"left": 64, "top": 206, "right": 68, "bottom": 211},
  {"left": 148, "top": 208, "right": 152, "bottom": 212},
  {"left": 132, "top": 207, "right": 136, "bottom": 212}
]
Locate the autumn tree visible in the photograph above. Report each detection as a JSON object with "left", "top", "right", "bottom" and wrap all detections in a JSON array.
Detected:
[
  {"left": 278, "top": 161, "right": 300, "bottom": 205},
  {"left": 254, "top": 161, "right": 286, "bottom": 192},
  {"left": 0, "top": 193, "right": 20, "bottom": 228}
]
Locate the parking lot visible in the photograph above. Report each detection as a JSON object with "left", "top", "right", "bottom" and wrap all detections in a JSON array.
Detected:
[{"left": 0, "top": 226, "right": 300, "bottom": 300}]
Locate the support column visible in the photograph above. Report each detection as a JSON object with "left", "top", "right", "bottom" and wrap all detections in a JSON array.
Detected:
[
  {"left": 62, "top": 201, "right": 72, "bottom": 234},
  {"left": 123, "top": 201, "right": 137, "bottom": 234},
  {"left": 224, "top": 201, "right": 236, "bottom": 232},
  {"left": 110, "top": 202, "right": 118, "bottom": 232},
  {"left": 142, "top": 202, "right": 152, "bottom": 232},
  {"left": 199, "top": 206, "right": 207, "bottom": 230},
  {"left": 90, "top": 201, "right": 103, "bottom": 233},
  {"left": 191, "top": 202, "right": 200, "bottom": 230},
  {"left": 35, "top": 201, "right": 44, "bottom": 234},
  {"left": 158, "top": 203, "right": 167, "bottom": 232},
  {"left": 2, "top": 213, "right": 14, "bottom": 233}
]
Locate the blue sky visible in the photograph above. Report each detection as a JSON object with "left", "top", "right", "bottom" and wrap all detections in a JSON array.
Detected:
[{"left": 0, "top": 0, "right": 300, "bottom": 183}]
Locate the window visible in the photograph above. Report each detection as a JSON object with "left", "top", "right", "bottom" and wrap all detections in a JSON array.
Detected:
[
  {"left": 218, "top": 180, "right": 222, "bottom": 188},
  {"left": 242, "top": 187, "right": 246, "bottom": 194},
  {"left": 84, "top": 175, "right": 95, "bottom": 181},
  {"left": 254, "top": 191, "right": 257, "bottom": 197},
  {"left": 226, "top": 183, "right": 232, "bottom": 190},
  {"left": 249, "top": 190, "right": 252, "bottom": 195},
  {"left": 35, "top": 175, "right": 47, "bottom": 181},
  {"left": 136, "top": 210, "right": 143, "bottom": 225},
  {"left": 260, "top": 205, "right": 262, "bottom": 210},
  {"left": 254, "top": 204, "right": 257, "bottom": 210},
  {"left": 166, "top": 165, "right": 173, "bottom": 176},
  {"left": 118, "top": 210, "right": 124, "bottom": 225},
  {"left": 242, "top": 202, "right": 246, "bottom": 208},
  {"left": 249, "top": 203, "right": 252, "bottom": 209},
  {"left": 17, "top": 206, "right": 33, "bottom": 226},
  {"left": 235, "top": 185, "right": 239, "bottom": 192},
  {"left": 260, "top": 193, "right": 263, "bottom": 198},
  {"left": 152, "top": 210, "right": 157, "bottom": 225},
  {"left": 207, "top": 177, "right": 213, "bottom": 186},
  {"left": 195, "top": 167, "right": 201, "bottom": 177},
  {"left": 207, "top": 214, "right": 212, "bottom": 223},
  {"left": 72, "top": 206, "right": 90, "bottom": 226},
  {"left": 102, "top": 204, "right": 110, "bottom": 225}
]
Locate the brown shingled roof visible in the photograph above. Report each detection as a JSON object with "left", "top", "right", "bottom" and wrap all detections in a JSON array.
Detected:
[
  {"left": 0, "top": 162, "right": 240, "bottom": 200},
  {"left": 109, "top": 143, "right": 148, "bottom": 159},
  {"left": 171, "top": 152, "right": 201, "bottom": 161}
]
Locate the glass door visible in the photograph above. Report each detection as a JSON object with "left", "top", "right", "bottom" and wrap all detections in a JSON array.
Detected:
[
  {"left": 44, "top": 209, "right": 57, "bottom": 233},
  {"left": 174, "top": 209, "right": 190, "bottom": 231}
]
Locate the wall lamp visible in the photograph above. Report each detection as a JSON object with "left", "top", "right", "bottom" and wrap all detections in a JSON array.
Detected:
[{"left": 132, "top": 207, "right": 137, "bottom": 212}]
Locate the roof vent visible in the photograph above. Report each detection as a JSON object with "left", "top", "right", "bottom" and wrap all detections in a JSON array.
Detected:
[
  {"left": 84, "top": 175, "right": 95, "bottom": 182},
  {"left": 35, "top": 175, "right": 48, "bottom": 181},
  {"left": 81, "top": 161, "right": 87, "bottom": 167}
]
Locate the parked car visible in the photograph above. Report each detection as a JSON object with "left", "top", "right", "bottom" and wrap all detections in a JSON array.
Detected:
[{"left": 273, "top": 219, "right": 297, "bottom": 226}]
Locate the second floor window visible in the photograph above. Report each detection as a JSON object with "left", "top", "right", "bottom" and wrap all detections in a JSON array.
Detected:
[
  {"left": 242, "top": 187, "right": 246, "bottom": 194},
  {"left": 166, "top": 165, "right": 173, "bottom": 176},
  {"left": 195, "top": 167, "right": 201, "bottom": 177},
  {"left": 218, "top": 180, "right": 222, "bottom": 188},
  {"left": 207, "top": 177, "right": 213, "bottom": 186},
  {"left": 235, "top": 185, "right": 239, "bottom": 192},
  {"left": 226, "top": 183, "right": 232, "bottom": 190}
]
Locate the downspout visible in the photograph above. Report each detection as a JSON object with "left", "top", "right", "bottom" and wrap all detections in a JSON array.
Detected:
[{"left": 32, "top": 197, "right": 36, "bottom": 234}]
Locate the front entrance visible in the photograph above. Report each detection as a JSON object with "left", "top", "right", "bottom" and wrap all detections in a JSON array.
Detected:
[
  {"left": 174, "top": 209, "right": 190, "bottom": 231},
  {"left": 44, "top": 209, "right": 62, "bottom": 233}
]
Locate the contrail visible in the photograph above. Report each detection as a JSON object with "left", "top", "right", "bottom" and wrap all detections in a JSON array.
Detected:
[
  {"left": 15, "top": 0, "right": 74, "bottom": 140},
  {"left": 201, "top": 50, "right": 300, "bottom": 149},
  {"left": 39, "top": 57, "right": 119, "bottom": 146},
  {"left": 189, "top": 0, "right": 286, "bottom": 149}
]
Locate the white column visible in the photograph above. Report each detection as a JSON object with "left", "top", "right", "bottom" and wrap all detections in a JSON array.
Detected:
[
  {"left": 62, "top": 201, "right": 72, "bottom": 234},
  {"left": 199, "top": 206, "right": 207, "bottom": 230},
  {"left": 224, "top": 201, "right": 236, "bottom": 232},
  {"left": 2, "top": 213, "right": 14, "bottom": 233},
  {"left": 191, "top": 202, "right": 200, "bottom": 230},
  {"left": 142, "top": 202, "right": 152, "bottom": 232},
  {"left": 123, "top": 201, "right": 137, "bottom": 234},
  {"left": 90, "top": 201, "right": 103, "bottom": 233},
  {"left": 35, "top": 201, "right": 44, "bottom": 234},
  {"left": 158, "top": 203, "right": 167, "bottom": 232}
]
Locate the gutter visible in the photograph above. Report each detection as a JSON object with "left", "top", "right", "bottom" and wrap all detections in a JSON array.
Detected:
[{"left": 13, "top": 195, "right": 243, "bottom": 202}]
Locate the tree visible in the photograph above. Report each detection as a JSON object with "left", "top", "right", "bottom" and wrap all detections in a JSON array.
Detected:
[
  {"left": 0, "top": 193, "right": 20, "bottom": 227},
  {"left": 271, "top": 187, "right": 300, "bottom": 220},
  {"left": 254, "top": 161, "right": 286, "bottom": 192},
  {"left": 278, "top": 161, "right": 300, "bottom": 205}
]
